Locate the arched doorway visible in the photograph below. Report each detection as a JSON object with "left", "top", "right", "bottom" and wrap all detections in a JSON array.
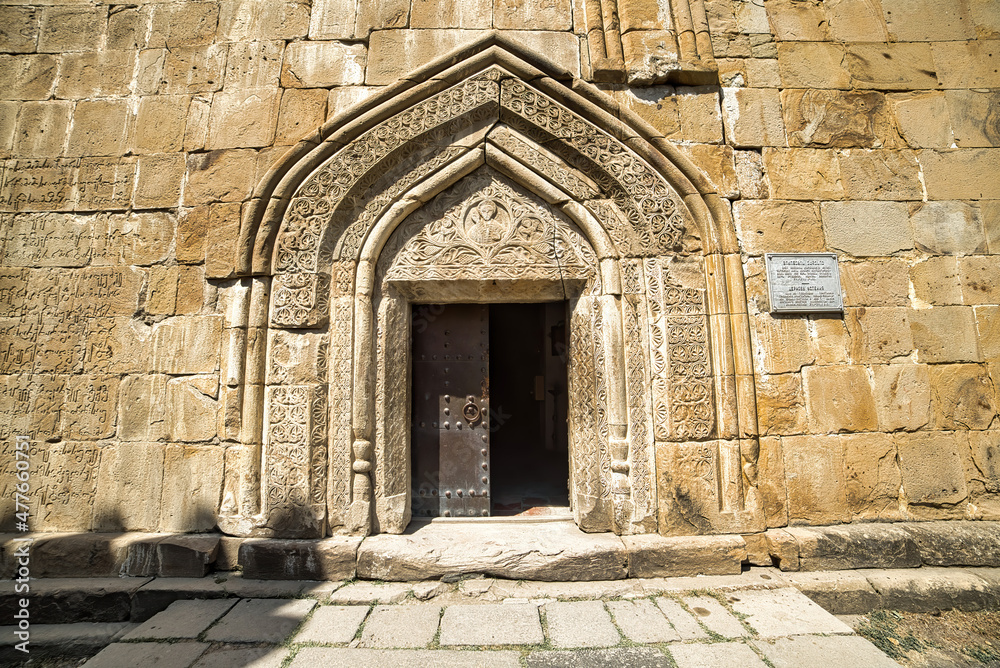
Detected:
[{"left": 218, "top": 33, "right": 763, "bottom": 540}]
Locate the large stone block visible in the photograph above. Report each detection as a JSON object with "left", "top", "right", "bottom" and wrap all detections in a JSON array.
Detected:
[
  {"left": 674, "top": 87, "right": 724, "bottom": 143},
  {"left": 77, "top": 157, "right": 137, "bottom": 211},
  {"left": 750, "top": 313, "right": 814, "bottom": 374},
  {"left": 0, "top": 6, "right": 39, "bottom": 53},
  {"left": 0, "top": 54, "right": 57, "bottom": 100},
  {"left": 758, "top": 436, "right": 788, "bottom": 527},
  {"left": 623, "top": 534, "right": 746, "bottom": 577},
  {"left": 721, "top": 88, "right": 785, "bottom": 148},
  {"left": 839, "top": 150, "right": 923, "bottom": 200},
  {"left": 357, "top": 522, "right": 627, "bottom": 581},
  {"left": 356, "top": 0, "right": 410, "bottom": 35},
  {"left": 840, "top": 259, "right": 910, "bottom": 307},
  {"left": 776, "top": 42, "right": 850, "bottom": 89},
  {"left": 151, "top": 316, "right": 224, "bottom": 375},
  {"left": 946, "top": 90, "right": 1000, "bottom": 148},
  {"left": 611, "top": 86, "right": 680, "bottom": 137},
  {"left": 184, "top": 149, "right": 257, "bottom": 205},
  {"left": 765, "top": 0, "right": 829, "bottom": 41},
  {"left": 57, "top": 50, "right": 136, "bottom": 99},
  {"left": 782, "top": 90, "right": 902, "bottom": 149},
  {"left": 968, "top": 430, "right": 1000, "bottom": 494},
  {"left": 176, "top": 207, "right": 208, "bottom": 264},
  {"left": 978, "top": 305, "right": 1000, "bottom": 364},
  {"left": 206, "top": 88, "right": 281, "bottom": 149},
  {"left": 825, "top": 0, "right": 889, "bottom": 41},
  {"left": 134, "top": 153, "right": 186, "bottom": 209},
  {"left": 911, "top": 201, "right": 987, "bottom": 255},
  {"left": 206, "top": 202, "right": 242, "bottom": 279},
  {"left": 845, "top": 43, "right": 938, "bottom": 90},
  {"left": 903, "top": 521, "right": 1000, "bottom": 567},
  {"left": 930, "top": 363, "right": 998, "bottom": 431},
  {"left": 37, "top": 5, "right": 106, "bottom": 52},
  {"left": 160, "top": 45, "right": 228, "bottom": 95},
  {"left": 920, "top": 148, "right": 1000, "bottom": 200},
  {"left": 148, "top": 3, "right": 219, "bottom": 47},
  {"left": 118, "top": 375, "right": 169, "bottom": 442},
  {"left": 873, "top": 364, "right": 931, "bottom": 432},
  {"left": 218, "top": 1, "right": 310, "bottom": 41},
  {"left": 281, "top": 41, "right": 367, "bottom": 88},
  {"left": 309, "top": 0, "right": 360, "bottom": 38},
  {"left": 94, "top": 443, "right": 166, "bottom": 532},
  {"left": 495, "top": 0, "right": 571, "bottom": 30},
  {"left": 887, "top": 92, "right": 955, "bottom": 149},
  {"left": 911, "top": 257, "right": 962, "bottom": 306},
  {"left": 803, "top": 365, "right": 877, "bottom": 434},
  {"left": 166, "top": 376, "right": 219, "bottom": 442},
  {"left": 932, "top": 40, "right": 1000, "bottom": 88},
  {"left": 821, "top": 201, "right": 911, "bottom": 256},
  {"left": 845, "top": 307, "right": 913, "bottom": 363},
  {"left": 866, "top": 566, "right": 997, "bottom": 612},
  {"left": 676, "top": 144, "right": 738, "bottom": 199},
  {"left": 133, "top": 97, "right": 191, "bottom": 154},
  {"left": 883, "top": 0, "right": 975, "bottom": 40},
  {"left": 157, "top": 534, "right": 220, "bottom": 577},
  {"left": 240, "top": 537, "right": 362, "bottom": 580},
  {"left": 782, "top": 570, "right": 882, "bottom": 614},
  {"left": 763, "top": 148, "right": 844, "bottom": 200},
  {"left": 910, "top": 307, "right": 982, "bottom": 363},
  {"left": 897, "top": 431, "right": 969, "bottom": 509},
  {"left": 12, "top": 101, "right": 71, "bottom": 158},
  {"left": 784, "top": 524, "right": 920, "bottom": 571},
  {"left": 843, "top": 432, "right": 902, "bottom": 520},
  {"left": 755, "top": 374, "right": 806, "bottom": 436},
  {"left": 960, "top": 256, "right": 1000, "bottom": 305},
  {"left": 276, "top": 89, "right": 328, "bottom": 144},
  {"left": 781, "top": 434, "right": 849, "bottom": 525}
]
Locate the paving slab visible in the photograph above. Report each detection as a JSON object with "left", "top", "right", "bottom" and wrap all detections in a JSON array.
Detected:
[
  {"left": 606, "top": 599, "right": 681, "bottom": 643},
  {"left": 290, "top": 648, "right": 522, "bottom": 667},
  {"left": 637, "top": 567, "right": 787, "bottom": 594},
  {"left": 492, "top": 578, "right": 644, "bottom": 601},
  {"left": 327, "top": 581, "right": 415, "bottom": 604},
  {"left": 680, "top": 595, "right": 748, "bottom": 638},
  {"left": 204, "top": 598, "right": 316, "bottom": 643},
  {"left": 752, "top": 635, "right": 901, "bottom": 667},
  {"left": 669, "top": 642, "right": 768, "bottom": 668},
  {"left": 192, "top": 646, "right": 290, "bottom": 668},
  {"left": 294, "top": 605, "right": 370, "bottom": 644},
  {"left": 525, "top": 646, "right": 673, "bottom": 667},
  {"left": 218, "top": 574, "right": 322, "bottom": 598},
  {"left": 864, "top": 567, "right": 996, "bottom": 611},
  {"left": 83, "top": 641, "right": 210, "bottom": 668},
  {"left": 359, "top": 603, "right": 442, "bottom": 648},
  {"left": 130, "top": 577, "right": 229, "bottom": 622},
  {"left": 654, "top": 597, "right": 707, "bottom": 639},
  {"left": 544, "top": 600, "right": 620, "bottom": 648},
  {"left": 0, "top": 622, "right": 135, "bottom": 663},
  {"left": 122, "top": 598, "right": 237, "bottom": 640},
  {"left": 0, "top": 577, "right": 152, "bottom": 624},
  {"left": 727, "top": 587, "right": 854, "bottom": 637},
  {"left": 439, "top": 603, "right": 543, "bottom": 646}
]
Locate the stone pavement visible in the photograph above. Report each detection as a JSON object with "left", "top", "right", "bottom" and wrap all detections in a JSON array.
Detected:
[{"left": 20, "top": 572, "right": 905, "bottom": 667}]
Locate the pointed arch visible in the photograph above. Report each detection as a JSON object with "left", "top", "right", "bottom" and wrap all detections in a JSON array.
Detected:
[{"left": 219, "top": 33, "right": 761, "bottom": 540}]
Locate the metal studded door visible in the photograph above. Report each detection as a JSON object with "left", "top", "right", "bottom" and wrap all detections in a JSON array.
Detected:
[{"left": 412, "top": 304, "right": 490, "bottom": 518}]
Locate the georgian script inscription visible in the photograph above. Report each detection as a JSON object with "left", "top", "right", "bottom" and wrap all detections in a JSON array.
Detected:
[
  {"left": 766, "top": 253, "right": 844, "bottom": 313},
  {"left": 0, "top": 159, "right": 79, "bottom": 212}
]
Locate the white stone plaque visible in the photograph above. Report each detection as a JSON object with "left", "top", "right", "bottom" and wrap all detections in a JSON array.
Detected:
[{"left": 765, "top": 253, "right": 844, "bottom": 314}]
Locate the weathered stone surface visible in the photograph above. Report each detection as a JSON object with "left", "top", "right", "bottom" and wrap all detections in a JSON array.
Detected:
[
  {"left": 206, "top": 89, "right": 281, "bottom": 149},
  {"left": 607, "top": 599, "right": 681, "bottom": 643},
  {"left": 281, "top": 42, "right": 367, "bottom": 88},
  {"left": 960, "top": 255, "right": 1000, "bottom": 305},
  {"left": 888, "top": 92, "right": 955, "bottom": 149},
  {"left": 763, "top": 148, "right": 844, "bottom": 200},
  {"left": 12, "top": 102, "right": 71, "bottom": 158},
  {"left": 359, "top": 603, "right": 442, "bottom": 648},
  {"left": 357, "top": 522, "right": 627, "bottom": 581},
  {"left": 495, "top": 0, "right": 572, "bottom": 30},
  {"left": 839, "top": 150, "right": 923, "bottom": 201},
  {"left": 160, "top": 45, "right": 227, "bottom": 95},
  {"left": 845, "top": 307, "right": 913, "bottom": 363},
  {"left": 910, "top": 307, "right": 982, "bottom": 363},
  {"left": 157, "top": 534, "right": 220, "bottom": 578},
  {"left": 545, "top": 600, "right": 620, "bottom": 648},
  {"left": 845, "top": 43, "right": 938, "bottom": 90},
  {"left": 750, "top": 314, "right": 814, "bottom": 374},
  {"left": 929, "top": 363, "right": 998, "bottom": 431},
  {"left": 623, "top": 534, "right": 746, "bottom": 577},
  {"left": 946, "top": 90, "right": 1000, "bottom": 148},
  {"left": 679, "top": 594, "right": 747, "bottom": 638},
  {"left": 842, "top": 433, "right": 902, "bottom": 520},
  {"left": 93, "top": 443, "right": 164, "bottom": 532},
  {"left": 920, "top": 148, "right": 1000, "bottom": 200},
  {"left": 733, "top": 200, "right": 823, "bottom": 255},
  {"left": 911, "top": 257, "right": 962, "bottom": 306},
  {"left": 204, "top": 598, "right": 316, "bottom": 643},
  {"left": 786, "top": 523, "right": 921, "bottom": 571},
  {"left": 758, "top": 438, "right": 788, "bottom": 527},
  {"left": 123, "top": 599, "right": 236, "bottom": 640},
  {"left": 902, "top": 521, "right": 1000, "bottom": 567},
  {"left": 872, "top": 364, "right": 931, "bottom": 432},
  {"left": 184, "top": 149, "right": 257, "bottom": 205},
  {"left": 218, "top": 2, "right": 309, "bottom": 41},
  {"left": 776, "top": 42, "right": 851, "bottom": 89},
  {"left": 781, "top": 435, "right": 849, "bottom": 525},
  {"left": 912, "top": 201, "right": 987, "bottom": 255},
  {"left": 276, "top": 89, "right": 328, "bottom": 144},
  {"left": 239, "top": 537, "right": 361, "bottom": 580},
  {"left": 755, "top": 375, "right": 806, "bottom": 436},
  {"left": 676, "top": 144, "right": 738, "bottom": 199},
  {"left": 782, "top": 570, "right": 882, "bottom": 614},
  {"left": 753, "top": 635, "right": 900, "bottom": 668},
  {"left": 933, "top": 40, "right": 1000, "bottom": 89},
  {"left": 80, "top": 641, "right": 210, "bottom": 668},
  {"left": 783, "top": 90, "right": 902, "bottom": 149},
  {"left": 0, "top": 577, "right": 150, "bottom": 624},
  {"left": 865, "top": 567, "right": 997, "bottom": 612},
  {"left": 721, "top": 88, "right": 785, "bottom": 148},
  {"left": 896, "top": 431, "right": 970, "bottom": 509},
  {"left": 803, "top": 365, "right": 877, "bottom": 434},
  {"left": 839, "top": 259, "right": 910, "bottom": 307},
  {"left": 730, "top": 587, "right": 854, "bottom": 637},
  {"left": 441, "top": 603, "right": 544, "bottom": 646},
  {"left": 764, "top": 529, "right": 799, "bottom": 571}
]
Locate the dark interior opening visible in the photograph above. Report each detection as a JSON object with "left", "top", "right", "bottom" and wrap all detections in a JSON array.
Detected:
[{"left": 489, "top": 302, "right": 570, "bottom": 516}]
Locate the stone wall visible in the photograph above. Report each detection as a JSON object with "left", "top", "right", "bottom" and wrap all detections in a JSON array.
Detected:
[{"left": 0, "top": 0, "right": 997, "bottom": 534}]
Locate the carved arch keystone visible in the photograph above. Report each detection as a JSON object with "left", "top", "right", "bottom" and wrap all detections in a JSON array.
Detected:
[{"left": 220, "top": 33, "right": 761, "bottom": 539}]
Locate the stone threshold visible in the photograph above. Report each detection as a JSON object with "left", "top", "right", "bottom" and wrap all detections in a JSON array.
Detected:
[{"left": 2, "top": 520, "right": 998, "bottom": 584}]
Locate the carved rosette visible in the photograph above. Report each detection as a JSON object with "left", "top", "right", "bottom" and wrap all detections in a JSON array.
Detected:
[{"left": 270, "top": 272, "right": 330, "bottom": 328}]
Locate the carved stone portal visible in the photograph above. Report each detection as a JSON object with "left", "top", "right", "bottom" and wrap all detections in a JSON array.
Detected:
[{"left": 220, "top": 37, "right": 763, "bottom": 540}]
